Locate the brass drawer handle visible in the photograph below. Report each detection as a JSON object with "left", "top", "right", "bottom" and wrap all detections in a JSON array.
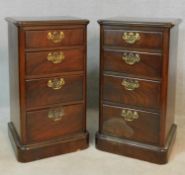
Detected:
[
  {"left": 48, "top": 107, "right": 64, "bottom": 122},
  {"left": 121, "top": 109, "right": 139, "bottom": 122},
  {"left": 121, "top": 79, "right": 139, "bottom": 91},
  {"left": 122, "top": 53, "right": 140, "bottom": 65},
  {"left": 47, "top": 52, "right": 65, "bottom": 64},
  {"left": 47, "top": 31, "right": 64, "bottom": 43},
  {"left": 122, "top": 32, "right": 140, "bottom": 44},
  {"left": 47, "top": 78, "right": 65, "bottom": 90}
]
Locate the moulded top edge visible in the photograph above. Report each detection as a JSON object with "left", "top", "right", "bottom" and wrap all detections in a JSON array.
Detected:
[
  {"left": 5, "top": 16, "right": 89, "bottom": 26},
  {"left": 98, "top": 17, "right": 182, "bottom": 28}
]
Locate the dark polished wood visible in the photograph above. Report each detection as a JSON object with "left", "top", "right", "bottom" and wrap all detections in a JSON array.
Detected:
[
  {"left": 5, "top": 16, "right": 89, "bottom": 26},
  {"left": 27, "top": 104, "right": 84, "bottom": 143},
  {"left": 103, "top": 74, "right": 160, "bottom": 110},
  {"left": 103, "top": 49, "right": 162, "bottom": 79},
  {"left": 96, "top": 124, "right": 176, "bottom": 164},
  {"left": 102, "top": 105, "right": 159, "bottom": 145},
  {"left": 26, "top": 28, "right": 84, "bottom": 49},
  {"left": 26, "top": 47, "right": 84, "bottom": 76},
  {"left": 98, "top": 17, "right": 181, "bottom": 27},
  {"left": 6, "top": 17, "right": 89, "bottom": 162},
  {"left": 96, "top": 17, "right": 180, "bottom": 164},
  {"left": 8, "top": 123, "right": 89, "bottom": 162},
  {"left": 104, "top": 28, "right": 163, "bottom": 50},
  {"left": 8, "top": 23, "right": 21, "bottom": 138},
  {"left": 26, "top": 75, "right": 83, "bottom": 109}
]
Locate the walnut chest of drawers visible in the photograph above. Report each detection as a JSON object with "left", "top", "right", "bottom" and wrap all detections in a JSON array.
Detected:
[
  {"left": 96, "top": 17, "right": 180, "bottom": 164},
  {"left": 6, "top": 17, "right": 89, "bottom": 162}
]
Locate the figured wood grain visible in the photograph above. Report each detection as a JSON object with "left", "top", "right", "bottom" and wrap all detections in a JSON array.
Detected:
[
  {"left": 96, "top": 124, "right": 176, "bottom": 164},
  {"left": 97, "top": 17, "right": 180, "bottom": 164},
  {"left": 26, "top": 47, "right": 84, "bottom": 76},
  {"left": 103, "top": 75, "right": 160, "bottom": 110},
  {"left": 26, "top": 28, "right": 84, "bottom": 49},
  {"left": 103, "top": 29, "right": 162, "bottom": 50},
  {"left": 102, "top": 105, "right": 159, "bottom": 145},
  {"left": 103, "top": 50, "right": 162, "bottom": 79},
  {"left": 27, "top": 104, "right": 84, "bottom": 143},
  {"left": 26, "top": 75, "right": 84, "bottom": 109},
  {"left": 6, "top": 17, "right": 89, "bottom": 162}
]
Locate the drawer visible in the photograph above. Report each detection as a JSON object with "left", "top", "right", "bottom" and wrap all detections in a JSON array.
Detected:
[
  {"left": 26, "top": 75, "right": 83, "bottom": 109},
  {"left": 103, "top": 29, "right": 162, "bottom": 50},
  {"left": 103, "top": 75, "right": 160, "bottom": 110},
  {"left": 103, "top": 50, "right": 162, "bottom": 79},
  {"left": 26, "top": 48, "right": 84, "bottom": 76},
  {"left": 26, "top": 28, "right": 84, "bottom": 49},
  {"left": 102, "top": 105, "right": 159, "bottom": 145},
  {"left": 26, "top": 104, "right": 84, "bottom": 143}
]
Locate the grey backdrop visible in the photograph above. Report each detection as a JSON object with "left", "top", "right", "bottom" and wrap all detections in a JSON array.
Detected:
[{"left": 0, "top": 0, "right": 185, "bottom": 116}]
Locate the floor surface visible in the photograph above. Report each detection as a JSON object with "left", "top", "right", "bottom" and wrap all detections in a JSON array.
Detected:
[{"left": 0, "top": 107, "right": 185, "bottom": 175}]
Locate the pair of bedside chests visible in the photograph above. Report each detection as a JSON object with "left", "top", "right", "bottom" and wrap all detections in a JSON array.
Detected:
[{"left": 6, "top": 17, "right": 180, "bottom": 164}]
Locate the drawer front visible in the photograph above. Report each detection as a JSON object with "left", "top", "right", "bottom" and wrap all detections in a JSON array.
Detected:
[
  {"left": 26, "top": 48, "right": 84, "bottom": 76},
  {"left": 27, "top": 104, "right": 84, "bottom": 143},
  {"left": 26, "top": 28, "right": 84, "bottom": 49},
  {"left": 102, "top": 105, "right": 159, "bottom": 144},
  {"left": 26, "top": 75, "right": 83, "bottom": 109},
  {"left": 103, "top": 29, "right": 162, "bottom": 50},
  {"left": 103, "top": 50, "right": 162, "bottom": 79},
  {"left": 103, "top": 75, "right": 160, "bottom": 110}
]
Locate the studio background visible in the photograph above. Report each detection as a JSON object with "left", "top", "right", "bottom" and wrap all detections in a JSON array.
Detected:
[{"left": 0, "top": 1, "right": 185, "bottom": 175}]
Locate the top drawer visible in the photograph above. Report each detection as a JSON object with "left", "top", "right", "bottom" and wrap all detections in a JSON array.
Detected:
[
  {"left": 103, "top": 29, "right": 163, "bottom": 50},
  {"left": 26, "top": 28, "right": 84, "bottom": 49}
]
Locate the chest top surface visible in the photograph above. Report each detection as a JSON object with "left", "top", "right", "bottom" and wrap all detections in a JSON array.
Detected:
[
  {"left": 5, "top": 16, "right": 89, "bottom": 26},
  {"left": 98, "top": 17, "right": 181, "bottom": 28}
]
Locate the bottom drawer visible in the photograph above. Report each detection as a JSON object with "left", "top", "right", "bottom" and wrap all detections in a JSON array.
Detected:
[
  {"left": 102, "top": 105, "right": 159, "bottom": 145},
  {"left": 26, "top": 104, "right": 84, "bottom": 143}
]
